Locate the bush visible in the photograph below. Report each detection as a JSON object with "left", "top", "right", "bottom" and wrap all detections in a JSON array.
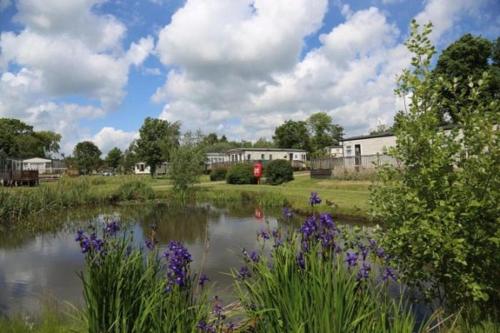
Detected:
[
  {"left": 209, "top": 167, "right": 227, "bottom": 181},
  {"left": 168, "top": 145, "right": 205, "bottom": 192},
  {"left": 115, "top": 181, "right": 155, "bottom": 201},
  {"left": 370, "top": 22, "right": 500, "bottom": 314},
  {"left": 265, "top": 160, "right": 294, "bottom": 185},
  {"left": 226, "top": 164, "right": 256, "bottom": 184}
]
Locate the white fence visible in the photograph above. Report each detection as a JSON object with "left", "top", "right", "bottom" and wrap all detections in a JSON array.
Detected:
[{"left": 310, "top": 154, "right": 400, "bottom": 171}]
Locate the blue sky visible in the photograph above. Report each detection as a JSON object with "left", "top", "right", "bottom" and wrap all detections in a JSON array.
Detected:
[{"left": 0, "top": 0, "right": 498, "bottom": 154}]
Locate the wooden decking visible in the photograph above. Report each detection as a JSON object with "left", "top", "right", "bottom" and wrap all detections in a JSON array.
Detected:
[{"left": 1, "top": 170, "right": 39, "bottom": 186}]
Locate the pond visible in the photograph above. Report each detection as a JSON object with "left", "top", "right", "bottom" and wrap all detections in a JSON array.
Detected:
[{"left": 0, "top": 203, "right": 358, "bottom": 316}]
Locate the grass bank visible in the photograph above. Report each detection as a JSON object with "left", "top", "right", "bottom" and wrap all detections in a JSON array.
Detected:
[{"left": 0, "top": 173, "right": 370, "bottom": 222}]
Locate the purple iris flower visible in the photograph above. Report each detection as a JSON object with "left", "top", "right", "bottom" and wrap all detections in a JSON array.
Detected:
[
  {"left": 75, "top": 230, "right": 85, "bottom": 242},
  {"left": 163, "top": 241, "right": 192, "bottom": 290},
  {"left": 376, "top": 247, "right": 386, "bottom": 259},
  {"left": 145, "top": 239, "right": 156, "bottom": 250},
  {"left": 80, "top": 238, "right": 91, "bottom": 253},
  {"left": 104, "top": 221, "right": 120, "bottom": 235},
  {"left": 238, "top": 266, "right": 252, "bottom": 280},
  {"left": 345, "top": 251, "right": 358, "bottom": 268},
  {"left": 296, "top": 252, "right": 305, "bottom": 270},
  {"left": 198, "top": 274, "right": 209, "bottom": 287},
  {"left": 258, "top": 229, "right": 270, "bottom": 240},
  {"left": 358, "top": 243, "right": 369, "bottom": 261},
  {"left": 283, "top": 207, "right": 294, "bottom": 218},
  {"left": 300, "top": 216, "right": 318, "bottom": 239},
  {"left": 249, "top": 251, "right": 260, "bottom": 263},
  {"left": 197, "top": 320, "right": 215, "bottom": 333},
  {"left": 356, "top": 262, "right": 371, "bottom": 281},
  {"left": 309, "top": 192, "right": 322, "bottom": 206},
  {"left": 382, "top": 267, "right": 397, "bottom": 282},
  {"left": 319, "top": 213, "right": 334, "bottom": 228},
  {"left": 212, "top": 296, "right": 225, "bottom": 319},
  {"left": 369, "top": 239, "right": 377, "bottom": 248}
]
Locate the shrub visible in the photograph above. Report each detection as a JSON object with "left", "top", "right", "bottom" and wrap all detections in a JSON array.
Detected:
[
  {"left": 115, "top": 181, "right": 155, "bottom": 201},
  {"left": 264, "top": 160, "right": 294, "bottom": 185},
  {"left": 226, "top": 164, "right": 256, "bottom": 184},
  {"left": 209, "top": 167, "right": 227, "bottom": 181},
  {"left": 370, "top": 21, "right": 500, "bottom": 314},
  {"left": 168, "top": 144, "right": 204, "bottom": 192}
]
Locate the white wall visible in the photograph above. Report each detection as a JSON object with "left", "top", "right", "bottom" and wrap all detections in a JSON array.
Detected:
[
  {"left": 228, "top": 150, "right": 306, "bottom": 162},
  {"left": 329, "top": 147, "right": 343, "bottom": 157},
  {"left": 342, "top": 136, "right": 396, "bottom": 156},
  {"left": 134, "top": 162, "right": 150, "bottom": 175}
]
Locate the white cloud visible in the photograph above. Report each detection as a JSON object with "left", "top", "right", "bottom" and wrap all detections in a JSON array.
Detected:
[
  {"left": 0, "top": 0, "right": 152, "bottom": 153},
  {"left": 152, "top": 0, "right": 489, "bottom": 140},
  {"left": 90, "top": 127, "right": 138, "bottom": 155}
]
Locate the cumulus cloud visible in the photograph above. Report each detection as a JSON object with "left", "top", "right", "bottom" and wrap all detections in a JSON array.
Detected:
[
  {"left": 90, "top": 127, "right": 138, "bottom": 155},
  {"left": 0, "top": 0, "right": 152, "bottom": 153},
  {"left": 152, "top": 0, "right": 489, "bottom": 140}
]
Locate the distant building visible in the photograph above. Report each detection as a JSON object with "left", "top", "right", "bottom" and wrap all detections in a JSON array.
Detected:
[
  {"left": 341, "top": 133, "right": 396, "bottom": 158},
  {"left": 206, "top": 152, "right": 228, "bottom": 165},
  {"left": 226, "top": 148, "right": 307, "bottom": 166},
  {"left": 326, "top": 145, "right": 343, "bottom": 157},
  {"left": 134, "top": 162, "right": 168, "bottom": 175},
  {"left": 22, "top": 157, "right": 52, "bottom": 174}
]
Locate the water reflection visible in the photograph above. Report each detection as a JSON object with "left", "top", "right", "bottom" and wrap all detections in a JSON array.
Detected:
[{"left": 0, "top": 203, "right": 312, "bottom": 315}]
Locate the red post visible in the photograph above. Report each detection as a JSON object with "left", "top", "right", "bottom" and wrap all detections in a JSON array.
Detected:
[{"left": 253, "top": 161, "right": 263, "bottom": 184}]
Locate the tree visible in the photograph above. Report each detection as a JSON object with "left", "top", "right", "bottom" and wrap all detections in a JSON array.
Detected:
[
  {"left": 371, "top": 21, "right": 499, "bottom": 313},
  {"left": 73, "top": 141, "right": 102, "bottom": 175},
  {"left": 168, "top": 143, "right": 205, "bottom": 193},
  {"left": 106, "top": 147, "right": 123, "bottom": 172},
  {"left": 433, "top": 33, "right": 499, "bottom": 122},
  {"left": 369, "top": 124, "right": 393, "bottom": 135},
  {"left": 0, "top": 118, "right": 61, "bottom": 158},
  {"left": 135, "top": 117, "right": 180, "bottom": 176},
  {"left": 121, "top": 141, "right": 139, "bottom": 174},
  {"left": 253, "top": 137, "right": 275, "bottom": 148},
  {"left": 273, "top": 120, "right": 311, "bottom": 151},
  {"left": 307, "top": 112, "right": 343, "bottom": 154}
]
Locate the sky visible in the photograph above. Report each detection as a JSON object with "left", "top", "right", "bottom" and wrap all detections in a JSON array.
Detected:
[{"left": 0, "top": 0, "right": 499, "bottom": 155}]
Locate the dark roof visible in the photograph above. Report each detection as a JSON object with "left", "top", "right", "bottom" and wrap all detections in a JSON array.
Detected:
[
  {"left": 227, "top": 148, "right": 307, "bottom": 153},
  {"left": 342, "top": 132, "right": 394, "bottom": 141}
]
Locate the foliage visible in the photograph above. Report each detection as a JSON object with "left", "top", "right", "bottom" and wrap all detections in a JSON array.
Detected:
[
  {"left": 264, "top": 159, "right": 294, "bottom": 185},
  {"left": 0, "top": 118, "right": 61, "bottom": 158},
  {"left": 105, "top": 147, "right": 122, "bottom": 171},
  {"left": 121, "top": 141, "right": 139, "bottom": 174},
  {"left": 369, "top": 124, "right": 393, "bottom": 135},
  {"left": 135, "top": 117, "right": 180, "bottom": 176},
  {"left": 273, "top": 120, "right": 311, "bottom": 151},
  {"left": 73, "top": 141, "right": 102, "bottom": 175},
  {"left": 209, "top": 167, "right": 227, "bottom": 181},
  {"left": 234, "top": 203, "right": 420, "bottom": 333},
  {"left": 433, "top": 33, "right": 499, "bottom": 122},
  {"left": 253, "top": 137, "right": 275, "bottom": 148},
  {"left": 226, "top": 163, "right": 256, "bottom": 184},
  {"left": 115, "top": 181, "right": 155, "bottom": 201},
  {"left": 307, "top": 112, "right": 344, "bottom": 154},
  {"left": 76, "top": 223, "right": 209, "bottom": 333},
  {"left": 0, "top": 308, "right": 76, "bottom": 333},
  {"left": 168, "top": 143, "right": 205, "bottom": 192},
  {"left": 370, "top": 21, "right": 500, "bottom": 314}
]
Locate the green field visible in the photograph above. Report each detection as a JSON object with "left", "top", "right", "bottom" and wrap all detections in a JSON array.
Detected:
[{"left": 0, "top": 172, "right": 371, "bottom": 221}]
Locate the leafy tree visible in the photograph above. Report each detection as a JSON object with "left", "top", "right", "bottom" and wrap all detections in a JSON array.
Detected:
[
  {"left": 0, "top": 118, "right": 61, "bottom": 158},
  {"left": 371, "top": 21, "right": 499, "bottom": 313},
  {"left": 369, "top": 124, "right": 393, "bottom": 135},
  {"left": 121, "top": 141, "right": 139, "bottom": 174},
  {"left": 168, "top": 142, "right": 205, "bottom": 192},
  {"left": 433, "top": 33, "right": 499, "bottom": 122},
  {"left": 307, "top": 112, "right": 343, "bottom": 153},
  {"left": 73, "top": 141, "right": 102, "bottom": 175},
  {"left": 203, "top": 133, "right": 220, "bottom": 146},
  {"left": 105, "top": 147, "right": 123, "bottom": 172},
  {"left": 136, "top": 117, "right": 180, "bottom": 176},
  {"left": 265, "top": 160, "right": 294, "bottom": 185},
  {"left": 273, "top": 120, "right": 311, "bottom": 151},
  {"left": 253, "top": 137, "right": 275, "bottom": 148}
]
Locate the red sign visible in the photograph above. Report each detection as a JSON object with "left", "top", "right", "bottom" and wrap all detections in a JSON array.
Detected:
[{"left": 253, "top": 162, "right": 263, "bottom": 178}]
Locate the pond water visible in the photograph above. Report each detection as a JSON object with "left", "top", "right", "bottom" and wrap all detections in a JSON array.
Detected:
[{"left": 0, "top": 203, "right": 355, "bottom": 316}]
